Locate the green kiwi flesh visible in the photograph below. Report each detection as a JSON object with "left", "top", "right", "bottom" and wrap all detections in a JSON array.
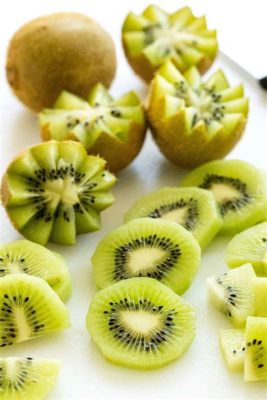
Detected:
[
  {"left": 181, "top": 159, "right": 267, "bottom": 234},
  {"left": 1, "top": 140, "right": 116, "bottom": 245},
  {"left": 147, "top": 61, "right": 248, "bottom": 168},
  {"left": 244, "top": 317, "right": 267, "bottom": 381},
  {"left": 86, "top": 277, "right": 195, "bottom": 369},
  {"left": 253, "top": 278, "right": 267, "bottom": 317},
  {"left": 39, "top": 86, "right": 147, "bottom": 172},
  {"left": 0, "top": 274, "right": 70, "bottom": 347},
  {"left": 225, "top": 222, "right": 267, "bottom": 276},
  {"left": 124, "top": 187, "right": 222, "bottom": 249},
  {"left": 219, "top": 329, "right": 245, "bottom": 372},
  {"left": 0, "top": 357, "right": 59, "bottom": 400},
  {"left": 207, "top": 264, "right": 256, "bottom": 328},
  {"left": 122, "top": 5, "right": 218, "bottom": 82},
  {"left": 0, "top": 240, "right": 71, "bottom": 301},
  {"left": 92, "top": 218, "right": 201, "bottom": 294}
]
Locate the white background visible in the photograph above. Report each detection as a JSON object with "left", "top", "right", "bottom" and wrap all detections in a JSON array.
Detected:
[{"left": 1, "top": 1, "right": 267, "bottom": 399}]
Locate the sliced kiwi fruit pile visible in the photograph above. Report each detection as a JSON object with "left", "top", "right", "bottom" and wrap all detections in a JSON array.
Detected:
[
  {"left": 86, "top": 277, "right": 195, "bottom": 369},
  {"left": 148, "top": 61, "right": 248, "bottom": 168},
  {"left": 92, "top": 218, "right": 200, "bottom": 294},
  {"left": 122, "top": 5, "right": 218, "bottom": 82},
  {"left": 1, "top": 140, "right": 116, "bottom": 245},
  {"left": 181, "top": 159, "right": 267, "bottom": 234},
  {"left": 39, "top": 85, "right": 147, "bottom": 172},
  {"left": 0, "top": 274, "right": 70, "bottom": 347},
  {"left": 0, "top": 240, "right": 71, "bottom": 302},
  {"left": 124, "top": 187, "right": 222, "bottom": 249},
  {"left": 0, "top": 357, "right": 59, "bottom": 400},
  {"left": 219, "top": 329, "right": 245, "bottom": 372},
  {"left": 225, "top": 222, "right": 267, "bottom": 276}
]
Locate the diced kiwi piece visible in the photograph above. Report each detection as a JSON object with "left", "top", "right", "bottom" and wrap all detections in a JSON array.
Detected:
[
  {"left": 122, "top": 5, "right": 218, "bottom": 82},
  {"left": 207, "top": 264, "right": 256, "bottom": 328},
  {"left": 1, "top": 141, "right": 116, "bottom": 246},
  {"left": 225, "top": 222, "right": 267, "bottom": 275},
  {"left": 219, "top": 329, "right": 245, "bottom": 372},
  {"left": 0, "top": 357, "right": 59, "bottom": 400},
  {"left": 86, "top": 277, "right": 195, "bottom": 369},
  {"left": 0, "top": 274, "right": 70, "bottom": 347},
  {"left": 124, "top": 187, "right": 222, "bottom": 250},
  {"left": 39, "top": 85, "right": 147, "bottom": 172},
  {"left": 253, "top": 278, "right": 267, "bottom": 317},
  {"left": 244, "top": 317, "right": 267, "bottom": 381},
  {"left": 147, "top": 61, "right": 248, "bottom": 168},
  {"left": 181, "top": 160, "right": 267, "bottom": 234},
  {"left": 0, "top": 240, "right": 71, "bottom": 301},
  {"left": 92, "top": 218, "right": 201, "bottom": 294}
]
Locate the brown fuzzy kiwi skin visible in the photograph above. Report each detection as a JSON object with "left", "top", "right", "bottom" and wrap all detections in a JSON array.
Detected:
[{"left": 6, "top": 13, "right": 116, "bottom": 111}]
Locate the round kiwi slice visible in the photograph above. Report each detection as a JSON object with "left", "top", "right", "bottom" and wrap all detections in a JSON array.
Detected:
[
  {"left": 124, "top": 187, "right": 222, "bottom": 249},
  {"left": 244, "top": 317, "right": 267, "bottom": 382},
  {"left": 181, "top": 159, "right": 267, "bottom": 234},
  {"left": 122, "top": 5, "right": 218, "bottom": 82},
  {"left": 225, "top": 222, "right": 267, "bottom": 276},
  {"left": 0, "top": 240, "right": 71, "bottom": 302},
  {"left": 39, "top": 85, "right": 147, "bottom": 172},
  {"left": 219, "top": 329, "right": 245, "bottom": 372},
  {"left": 92, "top": 218, "right": 201, "bottom": 294},
  {"left": 1, "top": 140, "right": 116, "bottom": 246},
  {"left": 147, "top": 61, "right": 248, "bottom": 168},
  {"left": 86, "top": 277, "right": 195, "bottom": 369},
  {"left": 6, "top": 13, "right": 116, "bottom": 111},
  {"left": 0, "top": 274, "right": 70, "bottom": 347},
  {"left": 207, "top": 264, "right": 256, "bottom": 328},
  {"left": 0, "top": 357, "right": 59, "bottom": 400}
]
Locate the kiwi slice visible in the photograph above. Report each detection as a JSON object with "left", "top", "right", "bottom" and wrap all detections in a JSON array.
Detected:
[
  {"left": 122, "top": 5, "right": 218, "bottom": 82},
  {"left": 181, "top": 159, "right": 267, "bottom": 234},
  {"left": 244, "top": 317, "right": 267, "bottom": 381},
  {"left": 225, "top": 222, "right": 267, "bottom": 275},
  {"left": 1, "top": 140, "right": 116, "bottom": 245},
  {"left": 147, "top": 61, "right": 248, "bottom": 168},
  {"left": 254, "top": 278, "right": 267, "bottom": 317},
  {"left": 39, "top": 86, "right": 147, "bottom": 172},
  {"left": 207, "top": 264, "right": 256, "bottom": 328},
  {"left": 219, "top": 329, "right": 245, "bottom": 372},
  {"left": 86, "top": 277, "right": 195, "bottom": 369},
  {"left": 0, "top": 274, "right": 70, "bottom": 347},
  {"left": 0, "top": 240, "right": 71, "bottom": 301},
  {"left": 92, "top": 218, "right": 201, "bottom": 294},
  {"left": 124, "top": 187, "right": 222, "bottom": 249},
  {"left": 0, "top": 357, "right": 59, "bottom": 400}
]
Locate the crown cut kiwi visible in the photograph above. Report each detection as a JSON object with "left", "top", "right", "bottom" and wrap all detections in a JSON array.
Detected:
[
  {"left": 0, "top": 240, "right": 71, "bottom": 301},
  {"left": 86, "top": 277, "right": 195, "bottom": 369},
  {"left": 147, "top": 61, "right": 248, "bottom": 168},
  {"left": 1, "top": 140, "right": 116, "bottom": 245},
  {"left": 244, "top": 317, "right": 267, "bottom": 381},
  {"left": 6, "top": 13, "right": 116, "bottom": 111},
  {"left": 124, "top": 187, "right": 222, "bottom": 249},
  {"left": 181, "top": 159, "right": 267, "bottom": 234},
  {"left": 92, "top": 218, "right": 201, "bottom": 294},
  {"left": 0, "top": 357, "right": 60, "bottom": 400},
  {"left": 39, "top": 85, "right": 147, "bottom": 172},
  {"left": 122, "top": 5, "right": 218, "bottom": 82}
]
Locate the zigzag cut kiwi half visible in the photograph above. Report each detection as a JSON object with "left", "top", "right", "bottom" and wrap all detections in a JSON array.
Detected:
[
  {"left": 39, "top": 85, "right": 147, "bottom": 172},
  {"left": 122, "top": 5, "right": 218, "bottom": 82},
  {"left": 147, "top": 61, "right": 248, "bottom": 168},
  {"left": 1, "top": 140, "right": 116, "bottom": 245}
]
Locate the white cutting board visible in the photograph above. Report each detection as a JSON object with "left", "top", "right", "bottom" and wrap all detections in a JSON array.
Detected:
[{"left": 1, "top": 1, "right": 267, "bottom": 399}]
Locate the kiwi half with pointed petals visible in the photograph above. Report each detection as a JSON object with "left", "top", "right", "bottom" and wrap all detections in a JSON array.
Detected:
[
  {"left": 39, "top": 85, "right": 147, "bottom": 172},
  {"left": 147, "top": 61, "right": 248, "bottom": 168},
  {"left": 122, "top": 5, "right": 218, "bottom": 82},
  {"left": 1, "top": 140, "right": 116, "bottom": 245}
]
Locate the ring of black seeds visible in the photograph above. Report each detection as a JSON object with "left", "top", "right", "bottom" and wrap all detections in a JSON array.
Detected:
[
  {"left": 0, "top": 253, "right": 27, "bottom": 277},
  {"left": 0, "top": 358, "right": 33, "bottom": 390}
]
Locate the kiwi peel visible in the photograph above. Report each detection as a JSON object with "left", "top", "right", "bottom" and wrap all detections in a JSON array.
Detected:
[
  {"left": 86, "top": 277, "right": 195, "bottom": 369},
  {"left": 1, "top": 140, "right": 116, "bottom": 245},
  {"left": 147, "top": 61, "right": 248, "bottom": 168},
  {"left": 122, "top": 5, "right": 218, "bottom": 82},
  {"left": 39, "top": 85, "right": 147, "bottom": 172}
]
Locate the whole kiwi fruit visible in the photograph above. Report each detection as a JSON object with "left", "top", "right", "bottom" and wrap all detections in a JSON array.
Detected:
[{"left": 6, "top": 13, "right": 116, "bottom": 111}]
